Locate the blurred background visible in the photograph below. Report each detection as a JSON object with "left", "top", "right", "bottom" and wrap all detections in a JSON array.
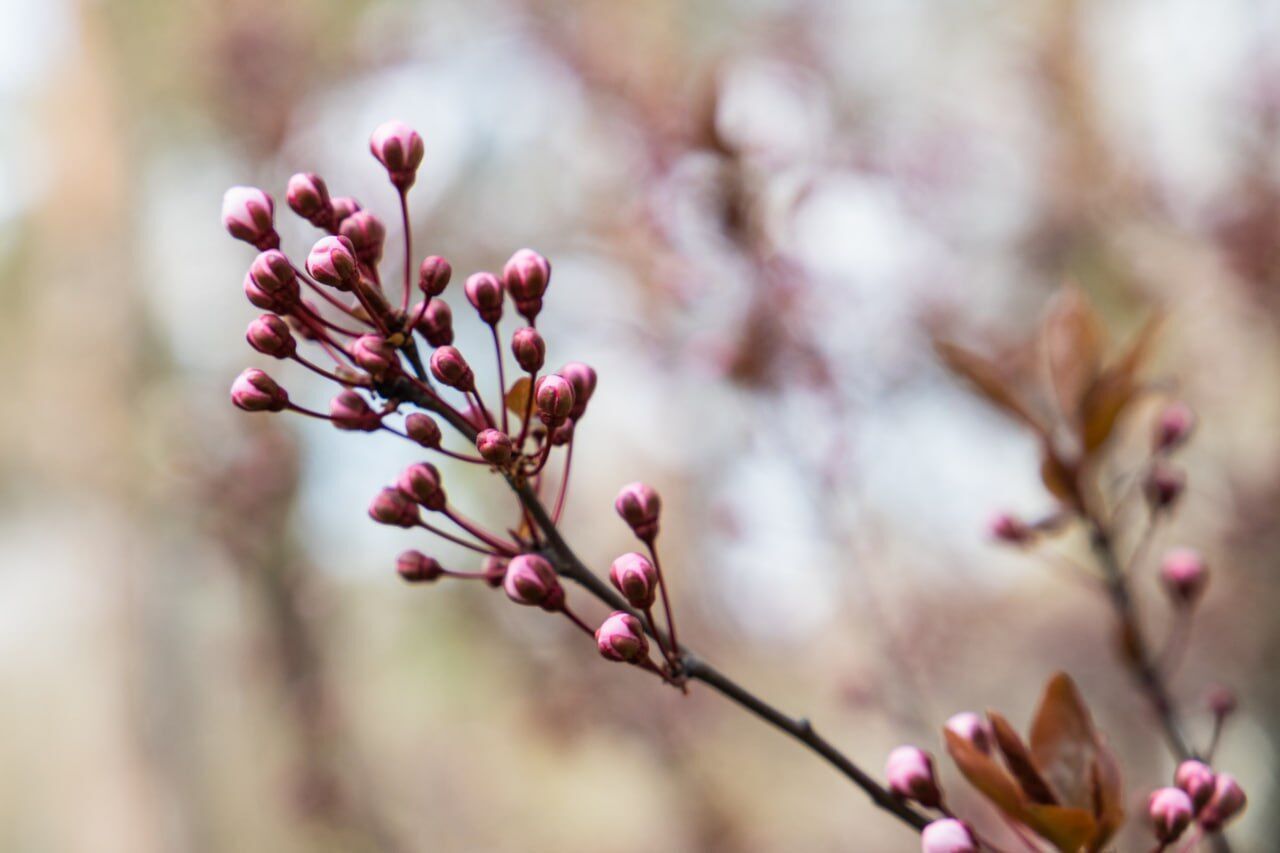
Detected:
[{"left": 2, "top": 0, "right": 1278, "bottom": 850}]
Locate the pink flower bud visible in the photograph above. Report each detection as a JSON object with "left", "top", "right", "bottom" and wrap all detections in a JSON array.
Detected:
[
  {"left": 249, "top": 249, "right": 299, "bottom": 298},
  {"left": 1206, "top": 684, "right": 1237, "bottom": 718},
  {"left": 511, "top": 327, "right": 545, "bottom": 373},
  {"left": 329, "top": 196, "right": 362, "bottom": 228},
  {"left": 988, "top": 511, "right": 1032, "bottom": 545},
  {"left": 609, "top": 552, "right": 658, "bottom": 609},
  {"left": 1145, "top": 461, "right": 1186, "bottom": 511},
  {"left": 286, "top": 172, "right": 332, "bottom": 227},
  {"left": 396, "top": 550, "right": 443, "bottom": 583},
  {"left": 1155, "top": 401, "right": 1196, "bottom": 453},
  {"left": 351, "top": 334, "right": 400, "bottom": 380},
  {"left": 1199, "top": 773, "right": 1246, "bottom": 830},
  {"left": 307, "top": 235, "right": 360, "bottom": 291},
  {"left": 405, "top": 413, "right": 442, "bottom": 448},
  {"left": 614, "top": 482, "right": 661, "bottom": 541},
  {"left": 558, "top": 362, "right": 596, "bottom": 420},
  {"left": 429, "top": 345, "right": 475, "bottom": 391},
  {"left": 549, "top": 419, "right": 575, "bottom": 447},
  {"left": 369, "top": 487, "right": 421, "bottom": 527},
  {"left": 534, "top": 374, "right": 574, "bottom": 425},
  {"left": 476, "top": 429, "right": 514, "bottom": 464},
  {"left": 243, "top": 272, "right": 288, "bottom": 312},
  {"left": 502, "top": 554, "right": 563, "bottom": 610},
  {"left": 1148, "top": 787, "right": 1194, "bottom": 843},
  {"left": 885, "top": 746, "right": 942, "bottom": 808},
  {"left": 418, "top": 255, "right": 452, "bottom": 296},
  {"left": 920, "top": 819, "right": 976, "bottom": 853},
  {"left": 222, "top": 186, "right": 278, "bottom": 249},
  {"left": 482, "top": 556, "right": 508, "bottom": 588},
  {"left": 503, "top": 248, "right": 550, "bottom": 321},
  {"left": 464, "top": 271, "right": 504, "bottom": 326},
  {"left": 415, "top": 299, "right": 454, "bottom": 346},
  {"left": 396, "top": 461, "right": 446, "bottom": 511},
  {"left": 1175, "top": 760, "right": 1217, "bottom": 813},
  {"left": 329, "top": 390, "right": 382, "bottom": 431},
  {"left": 944, "top": 712, "right": 993, "bottom": 754},
  {"left": 369, "top": 120, "right": 425, "bottom": 190},
  {"left": 246, "top": 314, "right": 296, "bottom": 358},
  {"left": 1159, "top": 548, "right": 1208, "bottom": 606},
  {"left": 339, "top": 210, "right": 386, "bottom": 266},
  {"left": 595, "top": 611, "right": 649, "bottom": 663},
  {"left": 231, "top": 368, "right": 289, "bottom": 412}
]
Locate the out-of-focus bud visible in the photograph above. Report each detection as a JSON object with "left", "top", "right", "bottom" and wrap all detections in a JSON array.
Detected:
[
  {"left": 595, "top": 611, "right": 649, "bottom": 663},
  {"left": 1148, "top": 787, "right": 1194, "bottom": 843},
  {"left": 1199, "top": 774, "right": 1246, "bottom": 830},
  {"left": 1159, "top": 548, "right": 1208, "bottom": 607},
  {"left": 286, "top": 172, "right": 332, "bottom": 227},
  {"left": 222, "top": 186, "right": 278, "bottom": 249},
  {"left": 464, "top": 272, "right": 504, "bottom": 326},
  {"left": 609, "top": 552, "right": 658, "bottom": 609},
  {"left": 534, "top": 374, "right": 574, "bottom": 425},
  {"left": 415, "top": 299, "right": 454, "bottom": 346},
  {"left": 429, "top": 345, "right": 475, "bottom": 391},
  {"left": 351, "top": 334, "right": 400, "bottom": 380},
  {"left": 885, "top": 746, "right": 942, "bottom": 808},
  {"left": 231, "top": 368, "right": 289, "bottom": 412},
  {"left": 1174, "top": 760, "right": 1217, "bottom": 813},
  {"left": 549, "top": 419, "right": 575, "bottom": 447},
  {"left": 329, "top": 196, "right": 362, "bottom": 228},
  {"left": 329, "top": 390, "right": 382, "bottom": 432},
  {"left": 503, "top": 248, "right": 550, "bottom": 321},
  {"left": 511, "top": 327, "right": 545, "bottom": 373},
  {"left": 1145, "top": 460, "right": 1186, "bottom": 511},
  {"left": 249, "top": 249, "right": 300, "bottom": 300},
  {"left": 920, "top": 819, "right": 976, "bottom": 853},
  {"left": 369, "top": 121, "right": 425, "bottom": 190},
  {"left": 614, "top": 482, "right": 661, "bottom": 541},
  {"left": 246, "top": 314, "right": 296, "bottom": 358},
  {"left": 1206, "top": 684, "right": 1237, "bottom": 719},
  {"left": 405, "top": 413, "right": 442, "bottom": 448},
  {"left": 307, "top": 235, "right": 360, "bottom": 291},
  {"left": 476, "top": 429, "right": 513, "bottom": 465},
  {"left": 559, "top": 362, "right": 597, "bottom": 420},
  {"left": 339, "top": 210, "right": 386, "bottom": 267},
  {"left": 502, "top": 554, "right": 563, "bottom": 610},
  {"left": 988, "top": 511, "right": 1032, "bottom": 545},
  {"left": 482, "top": 556, "right": 508, "bottom": 588},
  {"left": 396, "top": 461, "right": 446, "bottom": 511},
  {"left": 418, "top": 255, "right": 452, "bottom": 296},
  {"left": 369, "top": 487, "right": 421, "bottom": 527},
  {"left": 396, "top": 550, "right": 443, "bottom": 583},
  {"left": 944, "top": 712, "right": 993, "bottom": 754},
  {"left": 1155, "top": 401, "right": 1196, "bottom": 453}
]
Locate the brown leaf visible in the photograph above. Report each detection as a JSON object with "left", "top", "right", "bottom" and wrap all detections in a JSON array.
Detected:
[
  {"left": 990, "top": 712, "right": 1059, "bottom": 805},
  {"left": 505, "top": 376, "right": 532, "bottom": 416},
  {"left": 1077, "top": 313, "right": 1162, "bottom": 453},
  {"left": 1039, "top": 446, "right": 1080, "bottom": 507},
  {"left": 1022, "top": 803, "right": 1100, "bottom": 853},
  {"left": 1042, "top": 286, "right": 1105, "bottom": 419},
  {"left": 935, "top": 340, "right": 1048, "bottom": 437}
]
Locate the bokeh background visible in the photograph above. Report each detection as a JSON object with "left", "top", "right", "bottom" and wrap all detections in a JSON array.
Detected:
[{"left": 2, "top": 0, "right": 1278, "bottom": 850}]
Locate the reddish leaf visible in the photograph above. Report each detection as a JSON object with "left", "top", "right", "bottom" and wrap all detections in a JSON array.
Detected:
[
  {"left": 989, "top": 711, "right": 1059, "bottom": 806},
  {"left": 935, "top": 340, "right": 1048, "bottom": 437},
  {"left": 1077, "top": 313, "right": 1162, "bottom": 453},
  {"left": 1042, "top": 286, "right": 1105, "bottom": 418},
  {"left": 505, "top": 376, "right": 532, "bottom": 416},
  {"left": 1039, "top": 446, "right": 1080, "bottom": 508}
]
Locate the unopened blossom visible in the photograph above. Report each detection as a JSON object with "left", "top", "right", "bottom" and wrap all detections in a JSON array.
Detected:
[
  {"left": 503, "top": 248, "right": 550, "bottom": 322},
  {"left": 1159, "top": 548, "right": 1208, "bottom": 606},
  {"left": 397, "top": 461, "right": 447, "bottom": 511},
  {"left": 286, "top": 172, "right": 332, "bottom": 227},
  {"left": 885, "top": 746, "right": 942, "bottom": 808},
  {"left": 1148, "top": 787, "right": 1194, "bottom": 843},
  {"left": 330, "top": 390, "right": 382, "bottom": 432},
  {"left": 1174, "top": 760, "right": 1216, "bottom": 813},
  {"left": 222, "top": 186, "right": 277, "bottom": 249},
  {"left": 397, "top": 550, "right": 443, "bottom": 583},
  {"left": 246, "top": 314, "right": 296, "bottom": 359},
  {"left": 464, "top": 271, "right": 504, "bottom": 326},
  {"left": 418, "top": 255, "right": 452, "bottom": 296},
  {"left": 610, "top": 552, "right": 658, "bottom": 609},
  {"left": 920, "top": 819, "right": 976, "bottom": 853},
  {"left": 595, "top": 611, "right": 649, "bottom": 663},
  {"left": 615, "top": 482, "right": 661, "bottom": 541},
  {"left": 231, "top": 368, "right": 288, "bottom": 412},
  {"left": 430, "top": 345, "right": 475, "bottom": 391},
  {"left": 503, "top": 554, "right": 563, "bottom": 610},
  {"left": 369, "top": 120, "right": 425, "bottom": 190},
  {"left": 1198, "top": 774, "right": 1246, "bottom": 830}
]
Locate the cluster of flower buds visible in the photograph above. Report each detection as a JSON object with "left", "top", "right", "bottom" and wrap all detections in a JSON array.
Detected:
[{"left": 1146, "top": 760, "right": 1247, "bottom": 845}]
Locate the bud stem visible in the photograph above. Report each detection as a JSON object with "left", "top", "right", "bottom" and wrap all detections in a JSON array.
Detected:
[
  {"left": 644, "top": 540, "right": 680, "bottom": 672},
  {"left": 414, "top": 519, "right": 506, "bottom": 556},
  {"left": 398, "top": 188, "right": 413, "bottom": 314},
  {"left": 442, "top": 506, "right": 519, "bottom": 555},
  {"left": 551, "top": 439, "right": 574, "bottom": 524},
  {"left": 491, "top": 326, "right": 510, "bottom": 435}
]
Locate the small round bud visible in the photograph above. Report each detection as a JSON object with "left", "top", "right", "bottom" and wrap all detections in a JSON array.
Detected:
[
  {"left": 230, "top": 368, "right": 288, "bottom": 412},
  {"left": 246, "top": 314, "right": 296, "bottom": 358},
  {"left": 369, "top": 487, "right": 421, "bottom": 527},
  {"left": 369, "top": 120, "right": 425, "bottom": 190},
  {"left": 1148, "top": 787, "right": 1194, "bottom": 843},
  {"left": 944, "top": 712, "right": 993, "bottom": 754},
  {"left": 482, "top": 556, "right": 508, "bottom": 588},
  {"left": 1199, "top": 773, "right": 1246, "bottom": 830},
  {"left": 396, "top": 550, "right": 443, "bottom": 583},
  {"left": 306, "top": 235, "right": 360, "bottom": 291},
  {"left": 222, "top": 186, "right": 278, "bottom": 249},
  {"left": 243, "top": 272, "right": 288, "bottom": 312},
  {"left": 404, "top": 413, "right": 442, "bottom": 448},
  {"left": 396, "top": 462, "right": 446, "bottom": 511},
  {"left": 339, "top": 210, "right": 386, "bottom": 267},
  {"left": 286, "top": 172, "right": 332, "bottom": 227},
  {"left": 1206, "top": 684, "right": 1237, "bottom": 719},
  {"left": 549, "top": 419, "right": 575, "bottom": 447},
  {"left": 249, "top": 249, "right": 299, "bottom": 299},
  {"left": 351, "top": 334, "right": 400, "bottom": 380},
  {"left": 1174, "top": 760, "right": 1217, "bottom": 813},
  {"left": 415, "top": 299, "right": 454, "bottom": 346},
  {"left": 534, "top": 374, "right": 574, "bottom": 425},
  {"left": 1145, "top": 460, "right": 1186, "bottom": 511},
  {"left": 609, "top": 552, "right": 658, "bottom": 609},
  {"left": 329, "top": 390, "right": 382, "bottom": 431},
  {"left": 418, "top": 255, "right": 452, "bottom": 296},
  {"left": 476, "top": 429, "right": 514, "bottom": 465},
  {"left": 920, "top": 819, "right": 977, "bottom": 853},
  {"left": 595, "top": 611, "right": 649, "bottom": 663},
  {"left": 885, "top": 746, "right": 942, "bottom": 808},
  {"left": 988, "top": 511, "right": 1032, "bottom": 545},
  {"left": 503, "top": 248, "right": 550, "bottom": 321},
  {"left": 1155, "top": 401, "right": 1196, "bottom": 453},
  {"left": 464, "top": 272, "right": 504, "bottom": 326},
  {"left": 1159, "top": 548, "right": 1208, "bottom": 607},
  {"left": 429, "top": 345, "right": 475, "bottom": 391},
  {"left": 329, "top": 196, "right": 362, "bottom": 228},
  {"left": 559, "top": 362, "right": 597, "bottom": 420},
  {"left": 511, "top": 327, "right": 546, "bottom": 373},
  {"left": 502, "top": 554, "right": 563, "bottom": 610},
  {"left": 614, "top": 482, "right": 661, "bottom": 541}
]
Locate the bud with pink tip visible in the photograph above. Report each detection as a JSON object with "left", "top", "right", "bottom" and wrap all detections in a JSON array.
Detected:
[
  {"left": 330, "top": 196, "right": 362, "bottom": 228},
  {"left": 534, "top": 374, "right": 574, "bottom": 425},
  {"left": 249, "top": 249, "right": 300, "bottom": 299},
  {"left": 1148, "top": 787, "right": 1194, "bottom": 843},
  {"left": 988, "top": 511, "right": 1032, "bottom": 545},
  {"left": 405, "top": 413, "right": 442, "bottom": 448},
  {"left": 351, "top": 334, "right": 400, "bottom": 380},
  {"left": 464, "top": 272, "right": 504, "bottom": 326},
  {"left": 1159, "top": 548, "right": 1208, "bottom": 606},
  {"left": 244, "top": 272, "right": 288, "bottom": 312},
  {"left": 511, "top": 327, "right": 545, "bottom": 373},
  {"left": 429, "top": 346, "right": 475, "bottom": 391},
  {"left": 476, "top": 429, "right": 513, "bottom": 465},
  {"left": 885, "top": 746, "right": 942, "bottom": 808},
  {"left": 615, "top": 482, "right": 661, "bottom": 541},
  {"left": 231, "top": 368, "right": 289, "bottom": 412},
  {"left": 549, "top": 419, "right": 575, "bottom": 447},
  {"left": 330, "top": 390, "right": 382, "bottom": 431},
  {"left": 920, "top": 819, "right": 976, "bottom": 853},
  {"left": 396, "top": 461, "right": 446, "bottom": 511},
  {"left": 369, "top": 487, "right": 421, "bottom": 527},
  {"left": 286, "top": 172, "right": 332, "bottom": 227},
  {"left": 503, "top": 554, "right": 563, "bottom": 610},
  {"left": 415, "top": 299, "right": 454, "bottom": 346},
  {"left": 307, "top": 235, "right": 360, "bottom": 291},
  {"left": 246, "top": 314, "right": 296, "bottom": 358},
  {"left": 369, "top": 121, "right": 425, "bottom": 190},
  {"left": 339, "top": 210, "right": 386, "bottom": 266},
  {"left": 418, "top": 256, "right": 452, "bottom": 296},
  {"left": 1145, "top": 461, "right": 1186, "bottom": 511},
  {"left": 609, "top": 552, "right": 658, "bottom": 609},
  {"left": 1199, "top": 774, "right": 1246, "bottom": 830},
  {"left": 559, "top": 362, "right": 597, "bottom": 420},
  {"left": 397, "top": 550, "right": 443, "bottom": 583},
  {"left": 1155, "top": 401, "right": 1196, "bottom": 453},
  {"left": 595, "top": 611, "right": 649, "bottom": 663},
  {"left": 1175, "top": 760, "right": 1216, "bottom": 812},
  {"left": 1206, "top": 684, "right": 1237, "bottom": 719},
  {"left": 222, "top": 186, "right": 278, "bottom": 250},
  {"left": 482, "top": 556, "right": 508, "bottom": 588},
  {"left": 503, "top": 248, "right": 550, "bottom": 321},
  {"left": 945, "top": 712, "right": 993, "bottom": 754}
]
